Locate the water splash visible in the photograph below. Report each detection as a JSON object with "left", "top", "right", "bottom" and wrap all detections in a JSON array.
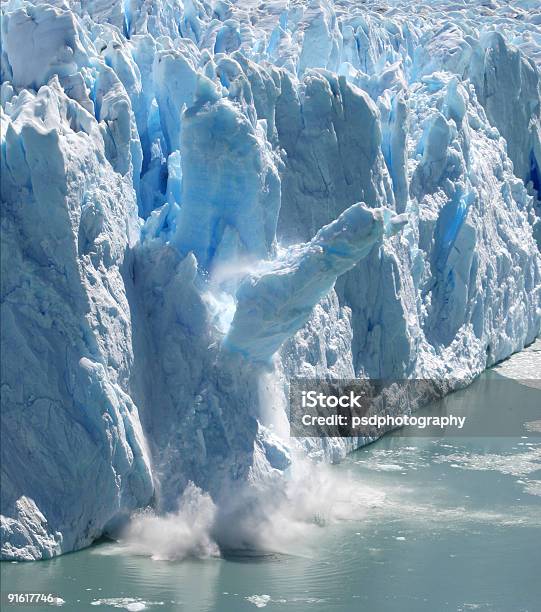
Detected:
[{"left": 120, "top": 483, "right": 219, "bottom": 561}]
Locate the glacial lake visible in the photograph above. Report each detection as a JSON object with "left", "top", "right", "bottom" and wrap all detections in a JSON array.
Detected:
[{"left": 2, "top": 344, "right": 540, "bottom": 612}]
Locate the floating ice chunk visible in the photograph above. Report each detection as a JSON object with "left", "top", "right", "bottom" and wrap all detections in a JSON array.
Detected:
[
  {"left": 246, "top": 594, "right": 271, "bottom": 608},
  {"left": 90, "top": 598, "right": 162, "bottom": 611}
]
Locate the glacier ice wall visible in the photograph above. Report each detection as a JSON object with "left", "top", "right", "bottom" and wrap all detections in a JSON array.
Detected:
[{"left": 1, "top": 0, "right": 540, "bottom": 559}]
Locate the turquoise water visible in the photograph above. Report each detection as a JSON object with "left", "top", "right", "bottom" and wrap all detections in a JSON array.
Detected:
[{"left": 2, "top": 369, "right": 540, "bottom": 612}]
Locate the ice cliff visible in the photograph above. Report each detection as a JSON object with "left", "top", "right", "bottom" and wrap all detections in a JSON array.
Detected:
[{"left": 1, "top": 0, "right": 540, "bottom": 560}]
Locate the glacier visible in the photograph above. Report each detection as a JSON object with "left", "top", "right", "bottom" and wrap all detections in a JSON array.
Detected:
[{"left": 1, "top": 0, "right": 540, "bottom": 560}]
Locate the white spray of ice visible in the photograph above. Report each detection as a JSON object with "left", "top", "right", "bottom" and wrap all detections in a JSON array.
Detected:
[
  {"left": 118, "top": 457, "right": 388, "bottom": 560},
  {"left": 212, "top": 458, "right": 387, "bottom": 556},
  {"left": 121, "top": 483, "right": 219, "bottom": 561}
]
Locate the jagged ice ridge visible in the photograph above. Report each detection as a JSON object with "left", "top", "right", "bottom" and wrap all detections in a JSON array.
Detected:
[{"left": 1, "top": 0, "right": 540, "bottom": 560}]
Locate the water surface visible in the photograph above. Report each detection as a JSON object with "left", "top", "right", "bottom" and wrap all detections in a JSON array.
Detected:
[{"left": 2, "top": 349, "right": 540, "bottom": 612}]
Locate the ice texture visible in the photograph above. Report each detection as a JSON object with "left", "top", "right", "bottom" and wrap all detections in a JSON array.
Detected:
[
  {"left": 225, "top": 205, "right": 406, "bottom": 362},
  {"left": 1, "top": 0, "right": 540, "bottom": 559}
]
